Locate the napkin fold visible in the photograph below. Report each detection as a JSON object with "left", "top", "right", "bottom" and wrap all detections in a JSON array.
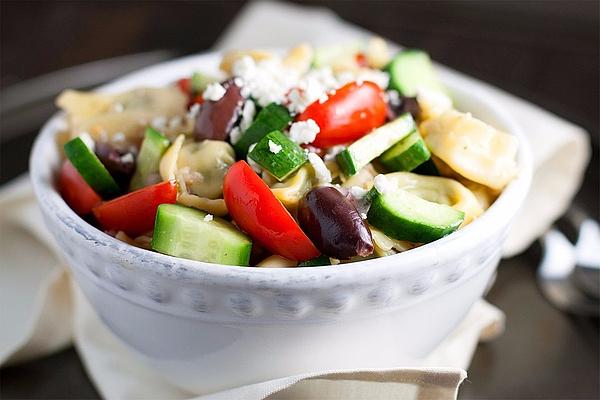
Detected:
[{"left": 0, "top": 1, "right": 591, "bottom": 399}]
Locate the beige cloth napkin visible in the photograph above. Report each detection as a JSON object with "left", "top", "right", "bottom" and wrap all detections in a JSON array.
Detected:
[{"left": 0, "top": 1, "right": 590, "bottom": 399}]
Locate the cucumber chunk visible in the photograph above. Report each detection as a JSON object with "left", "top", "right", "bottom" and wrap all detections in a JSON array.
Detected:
[
  {"left": 152, "top": 204, "right": 252, "bottom": 266},
  {"left": 412, "top": 159, "right": 440, "bottom": 176},
  {"left": 298, "top": 255, "right": 331, "bottom": 267},
  {"left": 379, "top": 129, "right": 431, "bottom": 172},
  {"left": 337, "top": 113, "right": 415, "bottom": 176},
  {"left": 367, "top": 188, "right": 464, "bottom": 243},
  {"left": 234, "top": 103, "right": 292, "bottom": 157},
  {"left": 387, "top": 50, "right": 447, "bottom": 97},
  {"left": 130, "top": 128, "right": 171, "bottom": 191},
  {"left": 248, "top": 130, "right": 308, "bottom": 181},
  {"left": 63, "top": 136, "right": 120, "bottom": 198}
]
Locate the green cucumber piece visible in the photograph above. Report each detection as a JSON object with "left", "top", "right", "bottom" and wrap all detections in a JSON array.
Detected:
[
  {"left": 298, "top": 255, "right": 331, "bottom": 267},
  {"left": 63, "top": 136, "right": 120, "bottom": 198},
  {"left": 367, "top": 188, "right": 464, "bottom": 243},
  {"left": 379, "top": 129, "right": 431, "bottom": 172},
  {"left": 152, "top": 204, "right": 252, "bottom": 266},
  {"left": 337, "top": 113, "right": 415, "bottom": 176},
  {"left": 130, "top": 128, "right": 171, "bottom": 191},
  {"left": 234, "top": 103, "right": 292, "bottom": 157},
  {"left": 248, "top": 130, "right": 307, "bottom": 181},
  {"left": 191, "top": 72, "right": 218, "bottom": 94},
  {"left": 387, "top": 50, "right": 447, "bottom": 96}
]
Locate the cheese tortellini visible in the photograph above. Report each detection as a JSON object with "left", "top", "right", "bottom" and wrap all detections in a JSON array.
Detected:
[
  {"left": 421, "top": 110, "right": 518, "bottom": 191},
  {"left": 270, "top": 165, "right": 313, "bottom": 211}
]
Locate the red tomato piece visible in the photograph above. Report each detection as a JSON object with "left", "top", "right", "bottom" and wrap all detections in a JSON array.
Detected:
[
  {"left": 177, "top": 78, "right": 191, "bottom": 95},
  {"left": 59, "top": 160, "right": 102, "bottom": 215},
  {"left": 92, "top": 181, "right": 177, "bottom": 236},
  {"left": 223, "top": 161, "right": 320, "bottom": 261},
  {"left": 297, "top": 81, "right": 387, "bottom": 148}
]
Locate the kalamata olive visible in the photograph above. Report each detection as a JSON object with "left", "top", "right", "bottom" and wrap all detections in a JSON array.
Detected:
[
  {"left": 95, "top": 142, "right": 135, "bottom": 188},
  {"left": 298, "top": 186, "right": 374, "bottom": 259},
  {"left": 193, "top": 79, "right": 243, "bottom": 141},
  {"left": 386, "top": 90, "right": 421, "bottom": 121}
]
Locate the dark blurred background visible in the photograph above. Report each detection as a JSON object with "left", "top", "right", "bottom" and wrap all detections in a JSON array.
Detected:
[{"left": 1, "top": 1, "right": 598, "bottom": 399}]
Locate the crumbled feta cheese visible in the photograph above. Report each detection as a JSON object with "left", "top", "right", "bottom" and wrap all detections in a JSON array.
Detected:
[
  {"left": 349, "top": 186, "right": 368, "bottom": 200},
  {"left": 203, "top": 82, "right": 226, "bottom": 101},
  {"left": 240, "top": 100, "right": 256, "bottom": 132},
  {"left": 112, "top": 132, "right": 125, "bottom": 142},
  {"left": 323, "top": 145, "right": 345, "bottom": 162},
  {"left": 151, "top": 116, "right": 167, "bottom": 130},
  {"left": 318, "top": 93, "right": 329, "bottom": 104},
  {"left": 268, "top": 140, "right": 282, "bottom": 154},
  {"left": 203, "top": 214, "right": 214, "bottom": 222},
  {"left": 337, "top": 69, "right": 389, "bottom": 90},
  {"left": 120, "top": 153, "right": 134, "bottom": 164},
  {"left": 187, "top": 103, "right": 200, "bottom": 120},
  {"left": 349, "top": 186, "right": 371, "bottom": 215},
  {"left": 113, "top": 102, "right": 124, "bottom": 113},
  {"left": 288, "top": 119, "right": 320, "bottom": 144},
  {"left": 360, "top": 213, "right": 368, "bottom": 220},
  {"left": 229, "top": 126, "right": 242, "bottom": 145},
  {"left": 78, "top": 132, "right": 95, "bottom": 151},
  {"left": 374, "top": 174, "right": 392, "bottom": 194},
  {"left": 286, "top": 67, "right": 339, "bottom": 114},
  {"left": 308, "top": 153, "right": 332, "bottom": 184}
]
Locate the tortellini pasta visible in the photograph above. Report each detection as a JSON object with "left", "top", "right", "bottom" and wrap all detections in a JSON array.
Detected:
[
  {"left": 370, "top": 225, "right": 415, "bottom": 257},
  {"left": 56, "top": 87, "right": 188, "bottom": 143},
  {"left": 256, "top": 255, "right": 297, "bottom": 268},
  {"left": 420, "top": 110, "right": 518, "bottom": 191},
  {"left": 176, "top": 192, "right": 228, "bottom": 217},
  {"left": 270, "top": 165, "right": 313, "bottom": 211}
]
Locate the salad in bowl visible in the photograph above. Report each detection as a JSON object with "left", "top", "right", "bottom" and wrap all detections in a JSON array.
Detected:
[{"left": 55, "top": 38, "right": 519, "bottom": 268}]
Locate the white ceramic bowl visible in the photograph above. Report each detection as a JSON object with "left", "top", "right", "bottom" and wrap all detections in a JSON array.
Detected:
[{"left": 30, "top": 51, "right": 532, "bottom": 394}]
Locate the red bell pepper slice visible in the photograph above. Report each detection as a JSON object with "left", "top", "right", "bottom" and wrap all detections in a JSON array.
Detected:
[
  {"left": 223, "top": 161, "right": 320, "bottom": 261},
  {"left": 296, "top": 81, "right": 387, "bottom": 148},
  {"left": 92, "top": 180, "right": 177, "bottom": 236},
  {"left": 59, "top": 160, "right": 102, "bottom": 215}
]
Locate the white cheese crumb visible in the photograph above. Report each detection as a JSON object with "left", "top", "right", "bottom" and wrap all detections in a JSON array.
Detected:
[
  {"left": 113, "top": 102, "right": 124, "bottom": 113},
  {"left": 78, "top": 132, "right": 95, "bottom": 151},
  {"left": 112, "top": 132, "right": 125, "bottom": 142},
  {"left": 203, "top": 82, "right": 226, "bottom": 101},
  {"left": 120, "top": 153, "right": 134, "bottom": 164},
  {"left": 288, "top": 119, "right": 320, "bottom": 144},
  {"left": 350, "top": 186, "right": 371, "bottom": 215},
  {"left": 203, "top": 214, "right": 214, "bottom": 222},
  {"left": 308, "top": 153, "right": 332, "bottom": 184},
  {"left": 318, "top": 93, "right": 329, "bottom": 104},
  {"left": 268, "top": 140, "right": 282, "bottom": 154},
  {"left": 240, "top": 100, "right": 256, "bottom": 132},
  {"left": 374, "top": 174, "right": 392, "bottom": 195},
  {"left": 151, "top": 116, "right": 167, "bottom": 130},
  {"left": 360, "top": 212, "right": 368, "bottom": 220},
  {"left": 229, "top": 126, "right": 242, "bottom": 145},
  {"left": 187, "top": 103, "right": 200, "bottom": 120},
  {"left": 323, "top": 145, "right": 345, "bottom": 162},
  {"left": 350, "top": 186, "right": 368, "bottom": 200}
]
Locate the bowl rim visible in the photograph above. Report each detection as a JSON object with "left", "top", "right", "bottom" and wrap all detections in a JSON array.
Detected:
[{"left": 30, "top": 49, "right": 533, "bottom": 286}]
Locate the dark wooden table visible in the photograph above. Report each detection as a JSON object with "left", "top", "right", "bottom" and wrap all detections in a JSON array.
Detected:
[{"left": 1, "top": 1, "right": 598, "bottom": 399}]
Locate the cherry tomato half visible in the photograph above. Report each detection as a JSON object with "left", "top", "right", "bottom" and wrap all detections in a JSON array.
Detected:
[
  {"left": 59, "top": 160, "right": 102, "bottom": 215},
  {"left": 223, "top": 161, "right": 320, "bottom": 261},
  {"left": 92, "top": 180, "right": 177, "bottom": 236},
  {"left": 297, "top": 81, "right": 387, "bottom": 148}
]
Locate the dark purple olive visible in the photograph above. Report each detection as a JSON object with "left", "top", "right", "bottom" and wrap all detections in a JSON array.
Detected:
[
  {"left": 95, "top": 142, "right": 135, "bottom": 188},
  {"left": 193, "top": 79, "right": 244, "bottom": 141},
  {"left": 386, "top": 90, "right": 421, "bottom": 121},
  {"left": 298, "top": 186, "right": 374, "bottom": 260}
]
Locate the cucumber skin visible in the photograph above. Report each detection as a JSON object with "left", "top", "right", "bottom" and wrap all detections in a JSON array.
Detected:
[
  {"left": 379, "top": 134, "right": 431, "bottom": 172},
  {"left": 298, "top": 255, "right": 331, "bottom": 267},
  {"left": 367, "top": 191, "right": 464, "bottom": 244},
  {"left": 248, "top": 130, "right": 307, "bottom": 181},
  {"left": 387, "top": 49, "right": 447, "bottom": 97},
  {"left": 152, "top": 204, "right": 252, "bottom": 266},
  {"left": 412, "top": 158, "right": 440, "bottom": 176},
  {"left": 234, "top": 103, "right": 292, "bottom": 157},
  {"left": 63, "top": 137, "right": 120, "bottom": 198},
  {"left": 130, "top": 128, "right": 170, "bottom": 191},
  {"left": 336, "top": 149, "right": 358, "bottom": 176}
]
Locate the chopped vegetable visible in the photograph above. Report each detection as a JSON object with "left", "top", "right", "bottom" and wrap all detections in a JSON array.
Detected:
[
  {"left": 59, "top": 160, "right": 102, "bottom": 215},
  {"left": 379, "top": 129, "right": 431, "bottom": 172},
  {"left": 298, "top": 255, "right": 332, "bottom": 267},
  {"left": 223, "top": 161, "right": 320, "bottom": 261},
  {"left": 152, "top": 204, "right": 252, "bottom": 266},
  {"left": 387, "top": 50, "right": 447, "bottom": 97},
  {"left": 63, "top": 136, "right": 121, "bottom": 198},
  {"left": 130, "top": 127, "right": 170, "bottom": 190},
  {"left": 248, "top": 130, "right": 308, "bottom": 181},
  {"left": 297, "top": 81, "right": 387, "bottom": 148},
  {"left": 234, "top": 103, "right": 292, "bottom": 157},
  {"left": 92, "top": 181, "right": 177, "bottom": 236},
  {"left": 193, "top": 79, "right": 244, "bottom": 141},
  {"left": 337, "top": 113, "right": 415, "bottom": 176}
]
